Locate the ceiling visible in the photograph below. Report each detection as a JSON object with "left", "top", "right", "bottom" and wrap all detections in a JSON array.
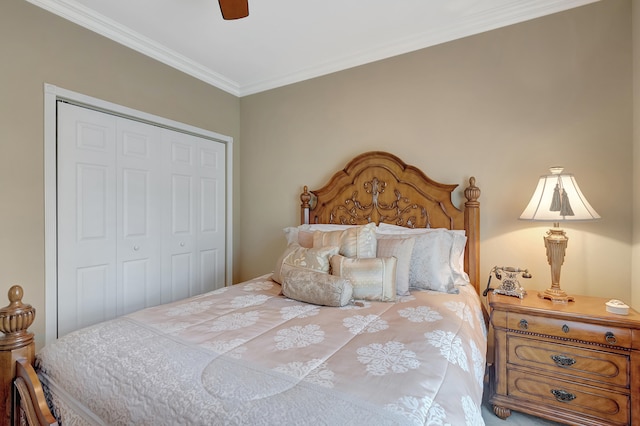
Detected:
[{"left": 28, "top": 0, "right": 597, "bottom": 97}]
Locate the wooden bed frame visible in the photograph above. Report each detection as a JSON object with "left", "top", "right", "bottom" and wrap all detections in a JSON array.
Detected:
[
  {"left": 0, "top": 286, "right": 56, "bottom": 426},
  {"left": 0, "top": 150, "right": 480, "bottom": 425},
  {"left": 300, "top": 151, "right": 481, "bottom": 293}
]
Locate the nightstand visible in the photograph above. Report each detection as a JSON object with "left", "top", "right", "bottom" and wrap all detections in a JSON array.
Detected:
[{"left": 488, "top": 291, "right": 640, "bottom": 426}]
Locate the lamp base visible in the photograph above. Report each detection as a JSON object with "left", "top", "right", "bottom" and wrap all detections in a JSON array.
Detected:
[
  {"left": 538, "top": 288, "right": 574, "bottom": 303},
  {"left": 540, "top": 226, "right": 574, "bottom": 303}
]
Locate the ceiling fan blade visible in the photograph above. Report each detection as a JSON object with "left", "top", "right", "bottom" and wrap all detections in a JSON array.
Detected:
[{"left": 218, "top": 0, "right": 249, "bottom": 20}]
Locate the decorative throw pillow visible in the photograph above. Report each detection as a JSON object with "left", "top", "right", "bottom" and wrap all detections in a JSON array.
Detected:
[
  {"left": 330, "top": 255, "right": 397, "bottom": 302},
  {"left": 283, "top": 224, "right": 358, "bottom": 247},
  {"left": 312, "top": 222, "right": 377, "bottom": 258},
  {"left": 375, "top": 237, "right": 415, "bottom": 296},
  {"left": 282, "top": 269, "right": 353, "bottom": 307},
  {"left": 297, "top": 230, "right": 314, "bottom": 248},
  {"left": 272, "top": 244, "right": 340, "bottom": 284}
]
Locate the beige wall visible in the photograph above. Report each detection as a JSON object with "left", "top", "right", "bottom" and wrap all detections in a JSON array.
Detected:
[
  {"left": 0, "top": 0, "right": 241, "bottom": 349},
  {"left": 634, "top": 0, "right": 640, "bottom": 310},
  {"left": 240, "top": 1, "right": 634, "bottom": 306}
]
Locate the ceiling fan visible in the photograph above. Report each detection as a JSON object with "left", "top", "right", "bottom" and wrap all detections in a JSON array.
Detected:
[{"left": 218, "top": 0, "right": 249, "bottom": 20}]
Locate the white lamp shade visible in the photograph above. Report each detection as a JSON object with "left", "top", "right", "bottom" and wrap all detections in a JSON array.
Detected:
[{"left": 520, "top": 168, "right": 600, "bottom": 221}]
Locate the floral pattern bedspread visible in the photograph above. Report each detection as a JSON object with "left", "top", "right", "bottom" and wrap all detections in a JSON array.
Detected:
[{"left": 37, "top": 274, "right": 487, "bottom": 425}]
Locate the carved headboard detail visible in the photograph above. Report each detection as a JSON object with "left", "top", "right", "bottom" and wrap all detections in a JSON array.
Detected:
[{"left": 300, "top": 151, "right": 481, "bottom": 293}]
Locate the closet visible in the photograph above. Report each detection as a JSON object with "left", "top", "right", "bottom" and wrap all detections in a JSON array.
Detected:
[{"left": 56, "top": 102, "right": 226, "bottom": 337}]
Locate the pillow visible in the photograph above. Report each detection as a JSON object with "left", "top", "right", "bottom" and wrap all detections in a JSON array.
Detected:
[
  {"left": 330, "top": 255, "right": 397, "bottom": 302},
  {"left": 297, "top": 230, "right": 314, "bottom": 248},
  {"left": 376, "top": 224, "right": 469, "bottom": 289},
  {"left": 450, "top": 232, "right": 469, "bottom": 285},
  {"left": 283, "top": 224, "right": 358, "bottom": 247},
  {"left": 375, "top": 237, "right": 415, "bottom": 296},
  {"left": 282, "top": 269, "right": 353, "bottom": 307},
  {"left": 408, "top": 230, "right": 466, "bottom": 293},
  {"left": 272, "top": 244, "right": 340, "bottom": 284},
  {"left": 377, "top": 222, "right": 465, "bottom": 236},
  {"left": 312, "top": 222, "right": 377, "bottom": 258}
]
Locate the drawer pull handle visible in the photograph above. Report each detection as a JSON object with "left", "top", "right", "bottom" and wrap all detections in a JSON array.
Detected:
[
  {"left": 519, "top": 319, "right": 528, "bottom": 330},
  {"left": 562, "top": 324, "right": 569, "bottom": 333},
  {"left": 551, "top": 354, "right": 576, "bottom": 367},
  {"left": 551, "top": 389, "right": 576, "bottom": 403},
  {"left": 605, "top": 332, "right": 617, "bottom": 344}
]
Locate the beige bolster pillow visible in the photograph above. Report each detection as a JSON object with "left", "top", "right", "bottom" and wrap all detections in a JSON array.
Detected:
[{"left": 282, "top": 269, "right": 353, "bottom": 307}]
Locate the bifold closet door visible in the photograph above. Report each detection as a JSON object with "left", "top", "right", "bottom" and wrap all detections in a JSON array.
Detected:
[
  {"left": 115, "top": 118, "right": 163, "bottom": 315},
  {"left": 57, "top": 103, "right": 120, "bottom": 336},
  {"left": 57, "top": 102, "right": 226, "bottom": 337},
  {"left": 162, "top": 129, "right": 227, "bottom": 303}
]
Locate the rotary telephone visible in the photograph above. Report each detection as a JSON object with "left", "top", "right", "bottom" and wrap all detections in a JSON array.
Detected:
[{"left": 482, "top": 266, "right": 531, "bottom": 299}]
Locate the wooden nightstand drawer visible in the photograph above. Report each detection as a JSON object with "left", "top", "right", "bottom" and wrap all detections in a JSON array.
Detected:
[
  {"left": 506, "top": 312, "right": 632, "bottom": 348},
  {"left": 507, "top": 335, "right": 629, "bottom": 387},
  {"left": 489, "top": 292, "right": 640, "bottom": 424},
  {"left": 507, "top": 369, "right": 630, "bottom": 425}
]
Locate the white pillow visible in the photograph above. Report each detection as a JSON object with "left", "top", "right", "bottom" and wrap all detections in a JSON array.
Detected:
[
  {"left": 375, "top": 237, "right": 415, "bottom": 296},
  {"left": 272, "top": 244, "right": 340, "bottom": 284},
  {"left": 312, "top": 222, "right": 377, "bottom": 258},
  {"left": 450, "top": 232, "right": 469, "bottom": 285},
  {"left": 377, "top": 222, "right": 465, "bottom": 236},
  {"left": 408, "top": 230, "right": 465, "bottom": 293},
  {"left": 330, "top": 255, "right": 397, "bottom": 302},
  {"left": 376, "top": 224, "right": 469, "bottom": 289}
]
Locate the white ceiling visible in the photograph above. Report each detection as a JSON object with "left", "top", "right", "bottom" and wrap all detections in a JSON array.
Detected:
[{"left": 28, "top": 0, "right": 597, "bottom": 97}]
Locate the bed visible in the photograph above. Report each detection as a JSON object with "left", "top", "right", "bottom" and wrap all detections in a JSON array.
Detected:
[{"left": 0, "top": 151, "right": 485, "bottom": 425}]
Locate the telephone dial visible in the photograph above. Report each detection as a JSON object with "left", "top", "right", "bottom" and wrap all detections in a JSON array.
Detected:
[{"left": 482, "top": 266, "right": 531, "bottom": 299}]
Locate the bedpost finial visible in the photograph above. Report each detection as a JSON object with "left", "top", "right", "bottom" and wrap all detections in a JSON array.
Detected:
[
  {"left": 0, "top": 285, "right": 35, "bottom": 338},
  {"left": 8, "top": 285, "right": 24, "bottom": 304},
  {"left": 464, "top": 177, "right": 480, "bottom": 204},
  {"left": 301, "top": 186, "right": 311, "bottom": 207}
]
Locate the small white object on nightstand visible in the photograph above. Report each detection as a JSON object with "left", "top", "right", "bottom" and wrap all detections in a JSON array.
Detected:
[{"left": 605, "top": 299, "right": 629, "bottom": 315}]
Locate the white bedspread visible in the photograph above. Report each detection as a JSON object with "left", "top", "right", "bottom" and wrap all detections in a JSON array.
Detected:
[{"left": 37, "top": 274, "right": 487, "bottom": 425}]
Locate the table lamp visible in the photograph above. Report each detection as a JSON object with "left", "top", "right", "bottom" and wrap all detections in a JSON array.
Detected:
[{"left": 519, "top": 167, "right": 600, "bottom": 302}]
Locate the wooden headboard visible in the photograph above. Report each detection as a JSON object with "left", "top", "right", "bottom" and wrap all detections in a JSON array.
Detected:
[{"left": 299, "top": 151, "right": 481, "bottom": 293}]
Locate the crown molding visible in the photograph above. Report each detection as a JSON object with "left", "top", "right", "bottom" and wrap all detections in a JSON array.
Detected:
[
  {"left": 25, "top": 0, "right": 241, "bottom": 96},
  {"left": 27, "top": 0, "right": 598, "bottom": 98},
  {"left": 239, "top": 0, "right": 599, "bottom": 96}
]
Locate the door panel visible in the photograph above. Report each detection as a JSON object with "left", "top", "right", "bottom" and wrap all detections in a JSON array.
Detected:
[
  {"left": 163, "top": 131, "right": 198, "bottom": 301},
  {"left": 76, "top": 264, "right": 110, "bottom": 328},
  {"left": 200, "top": 249, "right": 219, "bottom": 293},
  {"left": 197, "top": 141, "right": 226, "bottom": 293},
  {"left": 116, "top": 118, "right": 163, "bottom": 315},
  {"left": 122, "top": 259, "right": 149, "bottom": 314},
  {"left": 170, "top": 253, "right": 193, "bottom": 301},
  {"left": 57, "top": 102, "right": 117, "bottom": 337}
]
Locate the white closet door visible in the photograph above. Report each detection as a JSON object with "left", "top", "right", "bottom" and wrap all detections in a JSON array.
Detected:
[
  {"left": 162, "top": 130, "right": 226, "bottom": 303},
  {"left": 116, "top": 118, "right": 163, "bottom": 315},
  {"left": 196, "top": 136, "right": 227, "bottom": 294},
  {"left": 57, "top": 102, "right": 118, "bottom": 336},
  {"left": 57, "top": 102, "right": 226, "bottom": 337}
]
